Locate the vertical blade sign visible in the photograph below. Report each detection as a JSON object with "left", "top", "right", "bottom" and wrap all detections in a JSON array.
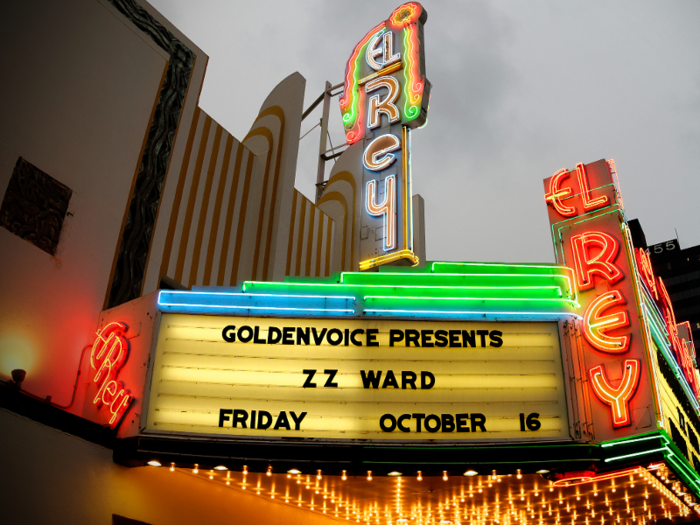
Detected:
[
  {"left": 543, "top": 159, "right": 655, "bottom": 440},
  {"left": 340, "top": 3, "right": 430, "bottom": 271}
]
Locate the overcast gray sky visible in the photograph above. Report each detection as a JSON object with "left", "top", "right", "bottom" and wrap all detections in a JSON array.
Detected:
[{"left": 149, "top": 0, "right": 700, "bottom": 264}]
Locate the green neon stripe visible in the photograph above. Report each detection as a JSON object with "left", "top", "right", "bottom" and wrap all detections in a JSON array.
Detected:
[
  {"left": 600, "top": 433, "right": 662, "bottom": 448},
  {"left": 237, "top": 262, "right": 579, "bottom": 319},
  {"left": 604, "top": 447, "right": 668, "bottom": 463}
]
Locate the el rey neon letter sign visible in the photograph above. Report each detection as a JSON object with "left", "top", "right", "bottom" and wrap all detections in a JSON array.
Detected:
[{"left": 90, "top": 321, "right": 132, "bottom": 428}]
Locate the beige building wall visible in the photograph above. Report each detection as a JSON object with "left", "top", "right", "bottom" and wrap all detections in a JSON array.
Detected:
[
  {"left": 0, "top": 0, "right": 207, "bottom": 400},
  {"left": 150, "top": 108, "right": 264, "bottom": 289},
  {"left": 286, "top": 189, "right": 335, "bottom": 277}
]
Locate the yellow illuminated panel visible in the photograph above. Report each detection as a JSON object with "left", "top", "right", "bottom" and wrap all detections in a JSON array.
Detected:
[{"left": 145, "top": 314, "right": 571, "bottom": 442}]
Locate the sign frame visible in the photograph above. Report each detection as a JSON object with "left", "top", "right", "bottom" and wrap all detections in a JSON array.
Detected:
[{"left": 139, "top": 312, "right": 586, "bottom": 446}]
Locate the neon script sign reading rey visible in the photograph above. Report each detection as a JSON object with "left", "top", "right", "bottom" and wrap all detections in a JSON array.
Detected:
[
  {"left": 342, "top": 3, "right": 430, "bottom": 271},
  {"left": 90, "top": 322, "right": 132, "bottom": 428},
  {"left": 339, "top": 2, "right": 430, "bottom": 145}
]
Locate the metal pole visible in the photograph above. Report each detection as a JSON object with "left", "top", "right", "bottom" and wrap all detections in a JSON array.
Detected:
[{"left": 315, "top": 80, "right": 332, "bottom": 203}]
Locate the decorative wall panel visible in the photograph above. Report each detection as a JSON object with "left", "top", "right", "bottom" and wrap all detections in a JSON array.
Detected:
[
  {"left": 0, "top": 157, "right": 72, "bottom": 256},
  {"left": 107, "top": 0, "right": 195, "bottom": 308}
]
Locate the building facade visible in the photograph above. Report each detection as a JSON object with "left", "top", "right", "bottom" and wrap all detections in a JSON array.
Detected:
[{"left": 1, "top": 1, "right": 699, "bottom": 525}]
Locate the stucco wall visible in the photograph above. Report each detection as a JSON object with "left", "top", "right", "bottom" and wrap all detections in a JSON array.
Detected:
[{"left": 0, "top": 0, "right": 206, "bottom": 402}]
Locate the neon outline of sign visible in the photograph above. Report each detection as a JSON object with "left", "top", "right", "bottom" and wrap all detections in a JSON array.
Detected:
[
  {"left": 340, "top": 3, "right": 426, "bottom": 144},
  {"left": 339, "top": 23, "right": 385, "bottom": 144},
  {"left": 362, "top": 135, "right": 401, "bottom": 171},
  {"left": 583, "top": 290, "right": 631, "bottom": 353},
  {"left": 365, "top": 76, "right": 401, "bottom": 130},
  {"left": 365, "top": 175, "right": 396, "bottom": 251},
  {"left": 90, "top": 322, "right": 132, "bottom": 428},
  {"left": 159, "top": 262, "right": 579, "bottom": 322},
  {"left": 636, "top": 247, "right": 658, "bottom": 300},
  {"left": 575, "top": 162, "right": 610, "bottom": 211},
  {"left": 544, "top": 168, "right": 577, "bottom": 217},
  {"left": 589, "top": 359, "right": 641, "bottom": 428},
  {"left": 571, "top": 231, "right": 624, "bottom": 290}
]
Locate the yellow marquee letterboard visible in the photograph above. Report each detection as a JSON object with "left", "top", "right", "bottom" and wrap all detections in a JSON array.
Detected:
[{"left": 144, "top": 314, "right": 572, "bottom": 442}]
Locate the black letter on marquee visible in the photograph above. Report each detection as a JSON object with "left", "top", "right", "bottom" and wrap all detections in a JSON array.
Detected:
[
  {"left": 268, "top": 327, "right": 282, "bottom": 344},
  {"left": 456, "top": 414, "right": 470, "bottom": 432},
  {"left": 380, "top": 414, "right": 397, "bottom": 432},
  {"left": 402, "top": 371, "right": 417, "bottom": 389},
  {"left": 397, "top": 414, "right": 411, "bottom": 432},
  {"left": 462, "top": 330, "right": 475, "bottom": 347},
  {"left": 232, "top": 409, "right": 248, "bottom": 428},
  {"left": 219, "top": 409, "right": 233, "bottom": 427},
  {"left": 258, "top": 411, "right": 272, "bottom": 430},
  {"left": 274, "top": 411, "right": 291, "bottom": 430},
  {"left": 434, "top": 330, "right": 448, "bottom": 347},
  {"left": 405, "top": 330, "right": 420, "bottom": 347},
  {"left": 471, "top": 413, "right": 487, "bottom": 432},
  {"left": 389, "top": 329, "right": 404, "bottom": 347},
  {"left": 327, "top": 328, "right": 343, "bottom": 346},
  {"left": 351, "top": 329, "right": 365, "bottom": 346},
  {"left": 290, "top": 411, "right": 307, "bottom": 430},
  {"left": 424, "top": 414, "right": 441, "bottom": 433},
  {"left": 366, "top": 328, "right": 380, "bottom": 347},
  {"left": 254, "top": 326, "right": 266, "bottom": 344},
  {"left": 382, "top": 370, "right": 400, "bottom": 389},
  {"left": 312, "top": 328, "right": 328, "bottom": 345},
  {"left": 441, "top": 414, "right": 455, "bottom": 432},
  {"left": 297, "top": 327, "right": 310, "bottom": 345},
  {"left": 222, "top": 326, "right": 236, "bottom": 343},
  {"left": 421, "top": 371, "right": 435, "bottom": 389},
  {"left": 361, "top": 370, "right": 382, "bottom": 389},
  {"left": 477, "top": 330, "right": 489, "bottom": 347},
  {"left": 303, "top": 369, "right": 317, "bottom": 388},
  {"left": 324, "top": 369, "right": 339, "bottom": 388},
  {"left": 489, "top": 330, "right": 503, "bottom": 347},
  {"left": 238, "top": 326, "right": 253, "bottom": 343}
]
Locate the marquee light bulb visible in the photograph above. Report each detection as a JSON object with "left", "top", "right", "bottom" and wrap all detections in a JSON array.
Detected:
[{"left": 193, "top": 463, "right": 199, "bottom": 474}]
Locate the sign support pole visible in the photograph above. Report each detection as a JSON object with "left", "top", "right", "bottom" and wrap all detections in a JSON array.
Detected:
[{"left": 316, "top": 80, "right": 332, "bottom": 203}]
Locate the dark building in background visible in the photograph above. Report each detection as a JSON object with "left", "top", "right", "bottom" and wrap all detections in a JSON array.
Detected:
[{"left": 629, "top": 219, "right": 700, "bottom": 345}]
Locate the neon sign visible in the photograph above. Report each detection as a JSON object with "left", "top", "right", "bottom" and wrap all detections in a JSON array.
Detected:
[
  {"left": 366, "top": 176, "right": 396, "bottom": 251},
  {"left": 543, "top": 159, "right": 650, "bottom": 436},
  {"left": 339, "top": 3, "right": 429, "bottom": 145},
  {"left": 90, "top": 322, "right": 132, "bottom": 428},
  {"left": 340, "top": 3, "right": 429, "bottom": 271},
  {"left": 638, "top": 255, "right": 700, "bottom": 399},
  {"left": 570, "top": 231, "right": 624, "bottom": 290},
  {"left": 583, "top": 290, "right": 631, "bottom": 353},
  {"left": 589, "top": 359, "right": 641, "bottom": 427}
]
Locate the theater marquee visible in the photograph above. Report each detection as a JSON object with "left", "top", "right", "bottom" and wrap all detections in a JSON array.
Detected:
[{"left": 144, "top": 314, "right": 572, "bottom": 442}]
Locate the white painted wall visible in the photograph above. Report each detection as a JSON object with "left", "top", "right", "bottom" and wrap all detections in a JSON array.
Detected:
[{"left": 0, "top": 0, "right": 206, "bottom": 404}]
